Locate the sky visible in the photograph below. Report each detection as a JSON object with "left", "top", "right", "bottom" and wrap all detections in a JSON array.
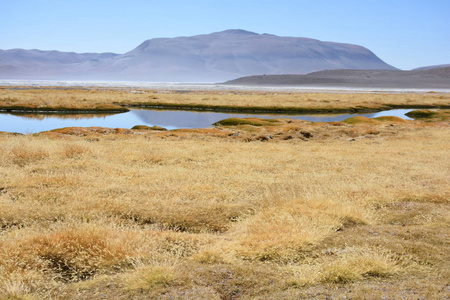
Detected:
[{"left": 1, "top": 0, "right": 449, "bottom": 70}]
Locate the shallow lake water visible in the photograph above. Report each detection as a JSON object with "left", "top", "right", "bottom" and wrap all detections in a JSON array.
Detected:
[
  {"left": 0, "top": 109, "right": 414, "bottom": 134},
  {"left": 3, "top": 80, "right": 449, "bottom": 93}
]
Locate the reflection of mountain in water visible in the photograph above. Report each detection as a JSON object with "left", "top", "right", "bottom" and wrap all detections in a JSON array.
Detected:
[
  {"left": 131, "top": 110, "right": 238, "bottom": 128},
  {"left": 130, "top": 109, "right": 386, "bottom": 128},
  {"left": 1, "top": 109, "right": 412, "bottom": 134}
]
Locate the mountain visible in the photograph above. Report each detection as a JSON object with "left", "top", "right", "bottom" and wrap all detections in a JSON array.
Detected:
[
  {"left": 223, "top": 67, "right": 450, "bottom": 89},
  {"left": 0, "top": 49, "right": 119, "bottom": 79},
  {"left": 0, "top": 30, "right": 397, "bottom": 82}
]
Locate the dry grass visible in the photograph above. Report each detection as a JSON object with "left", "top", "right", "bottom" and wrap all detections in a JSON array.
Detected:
[
  {"left": 0, "top": 89, "right": 449, "bottom": 299},
  {"left": 1, "top": 86, "right": 449, "bottom": 112}
]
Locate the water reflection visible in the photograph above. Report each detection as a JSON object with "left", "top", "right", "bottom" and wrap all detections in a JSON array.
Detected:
[
  {"left": 0, "top": 109, "right": 414, "bottom": 134},
  {"left": 130, "top": 109, "right": 414, "bottom": 128},
  {"left": 8, "top": 113, "right": 117, "bottom": 120}
]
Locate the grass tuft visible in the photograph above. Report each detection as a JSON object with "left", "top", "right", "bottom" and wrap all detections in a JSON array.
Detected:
[
  {"left": 341, "top": 116, "right": 381, "bottom": 125},
  {"left": 319, "top": 248, "right": 400, "bottom": 283},
  {"left": 405, "top": 109, "right": 450, "bottom": 121},
  {"left": 213, "top": 117, "right": 281, "bottom": 127},
  {"left": 124, "top": 266, "right": 179, "bottom": 291},
  {"left": 373, "top": 116, "right": 407, "bottom": 122},
  {"left": 131, "top": 125, "right": 167, "bottom": 131},
  {"left": 405, "top": 109, "right": 438, "bottom": 119}
]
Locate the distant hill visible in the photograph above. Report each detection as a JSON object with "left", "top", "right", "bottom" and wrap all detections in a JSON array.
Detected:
[
  {"left": 0, "top": 49, "right": 118, "bottom": 79},
  {"left": 223, "top": 67, "right": 450, "bottom": 89},
  {"left": 413, "top": 64, "right": 450, "bottom": 71},
  {"left": 0, "top": 29, "right": 397, "bottom": 82}
]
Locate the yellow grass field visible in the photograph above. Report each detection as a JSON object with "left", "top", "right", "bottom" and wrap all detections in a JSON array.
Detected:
[
  {"left": 1, "top": 86, "right": 449, "bottom": 112},
  {"left": 0, "top": 87, "right": 449, "bottom": 299}
]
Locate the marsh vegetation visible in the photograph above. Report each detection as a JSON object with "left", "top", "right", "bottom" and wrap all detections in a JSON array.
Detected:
[
  {"left": 0, "top": 87, "right": 449, "bottom": 299},
  {"left": 1, "top": 86, "right": 449, "bottom": 114}
]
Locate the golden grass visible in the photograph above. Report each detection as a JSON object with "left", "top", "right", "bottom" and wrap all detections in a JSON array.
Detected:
[
  {"left": 0, "top": 90, "right": 449, "bottom": 299},
  {"left": 1, "top": 86, "right": 449, "bottom": 112}
]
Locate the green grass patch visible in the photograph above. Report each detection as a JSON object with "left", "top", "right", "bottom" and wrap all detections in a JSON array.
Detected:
[
  {"left": 405, "top": 109, "right": 450, "bottom": 121},
  {"left": 341, "top": 116, "right": 381, "bottom": 125},
  {"left": 405, "top": 110, "right": 438, "bottom": 119},
  {"left": 213, "top": 117, "right": 281, "bottom": 127},
  {"left": 132, "top": 125, "right": 167, "bottom": 131}
]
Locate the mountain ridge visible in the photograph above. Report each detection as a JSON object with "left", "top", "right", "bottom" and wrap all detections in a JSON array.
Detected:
[
  {"left": 222, "top": 67, "right": 450, "bottom": 89},
  {"left": 1, "top": 29, "right": 399, "bottom": 82}
]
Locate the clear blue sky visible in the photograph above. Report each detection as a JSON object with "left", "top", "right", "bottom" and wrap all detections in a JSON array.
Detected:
[{"left": 1, "top": 0, "right": 449, "bottom": 70}]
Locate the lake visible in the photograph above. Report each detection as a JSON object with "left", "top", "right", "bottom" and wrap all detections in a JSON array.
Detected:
[{"left": 0, "top": 109, "right": 414, "bottom": 134}]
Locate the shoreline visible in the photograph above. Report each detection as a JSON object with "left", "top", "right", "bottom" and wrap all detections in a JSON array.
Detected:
[
  {"left": 1, "top": 80, "right": 450, "bottom": 94},
  {"left": 120, "top": 102, "right": 450, "bottom": 115},
  {"left": 0, "top": 107, "right": 129, "bottom": 114}
]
